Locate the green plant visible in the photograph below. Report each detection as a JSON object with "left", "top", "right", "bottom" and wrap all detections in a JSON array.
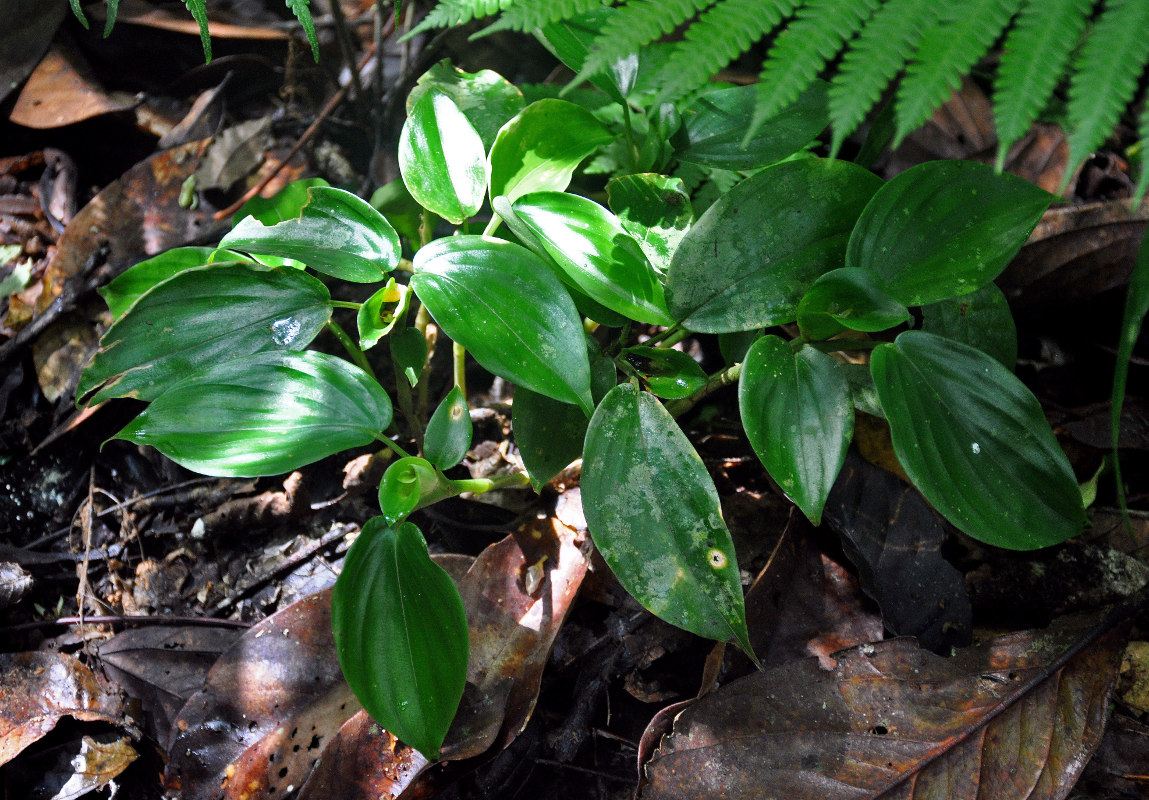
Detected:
[
  {"left": 414, "top": 0, "right": 1149, "bottom": 199},
  {"left": 79, "top": 49, "right": 1088, "bottom": 760}
]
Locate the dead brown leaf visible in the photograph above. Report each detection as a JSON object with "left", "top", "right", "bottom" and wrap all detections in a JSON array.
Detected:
[
  {"left": 640, "top": 611, "right": 1127, "bottom": 799},
  {"left": 9, "top": 36, "right": 136, "bottom": 129}
]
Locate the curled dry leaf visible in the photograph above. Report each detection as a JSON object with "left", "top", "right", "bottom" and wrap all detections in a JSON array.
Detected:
[
  {"left": 640, "top": 610, "right": 1127, "bottom": 800},
  {"left": 0, "top": 562, "right": 33, "bottom": 609},
  {"left": 0, "top": 652, "right": 128, "bottom": 766}
]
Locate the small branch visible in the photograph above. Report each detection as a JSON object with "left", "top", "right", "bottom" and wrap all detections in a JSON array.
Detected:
[
  {"left": 664, "top": 362, "right": 742, "bottom": 417},
  {"left": 326, "top": 320, "right": 376, "bottom": 381}
]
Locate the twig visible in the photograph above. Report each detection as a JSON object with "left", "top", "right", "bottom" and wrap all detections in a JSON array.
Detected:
[{"left": 0, "top": 614, "right": 252, "bottom": 635}]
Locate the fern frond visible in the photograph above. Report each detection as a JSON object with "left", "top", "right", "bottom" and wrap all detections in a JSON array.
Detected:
[
  {"left": 69, "top": 0, "right": 89, "bottom": 29},
  {"left": 992, "top": 0, "right": 1091, "bottom": 169},
  {"left": 1063, "top": 0, "right": 1149, "bottom": 192},
  {"left": 894, "top": 0, "right": 1022, "bottom": 147},
  {"left": 749, "top": 0, "right": 881, "bottom": 138},
  {"left": 653, "top": 0, "right": 798, "bottom": 105},
  {"left": 1134, "top": 93, "right": 1149, "bottom": 206},
  {"left": 407, "top": 0, "right": 515, "bottom": 38},
  {"left": 573, "top": 0, "right": 720, "bottom": 86},
  {"left": 827, "top": 0, "right": 938, "bottom": 158},
  {"left": 184, "top": 0, "right": 212, "bottom": 62},
  {"left": 477, "top": 0, "right": 605, "bottom": 34},
  {"left": 285, "top": 0, "right": 319, "bottom": 61},
  {"left": 103, "top": 0, "right": 120, "bottom": 37}
]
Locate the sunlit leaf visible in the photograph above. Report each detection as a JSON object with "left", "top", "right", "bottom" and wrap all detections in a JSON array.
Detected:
[
  {"left": 606, "top": 173, "right": 693, "bottom": 274},
  {"left": 399, "top": 89, "right": 489, "bottom": 224},
  {"left": 424, "top": 386, "right": 472, "bottom": 470},
  {"left": 99, "top": 246, "right": 220, "bottom": 321},
  {"left": 407, "top": 60, "right": 525, "bottom": 149},
  {"left": 621, "top": 346, "right": 706, "bottom": 399}
]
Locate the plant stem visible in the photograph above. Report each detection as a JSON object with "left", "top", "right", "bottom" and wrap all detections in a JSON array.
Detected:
[
  {"left": 453, "top": 341, "right": 467, "bottom": 398},
  {"left": 389, "top": 327, "right": 424, "bottom": 452},
  {"left": 449, "top": 470, "right": 532, "bottom": 496},
  {"left": 414, "top": 302, "right": 436, "bottom": 421},
  {"left": 326, "top": 320, "right": 376, "bottom": 381},
  {"left": 375, "top": 434, "right": 412, "bottom": 459},
  {"left": 642, "top": 324, "right": 681, "bottom": 347},
  {"left": 331, "top": 300, "right": 362, "bottom": 310},
  {"left": 483, "top": 215, "right": 502, "bottom": 237},
  {"left": 664, "top": 362, "right": 742, "bottom": 417}
]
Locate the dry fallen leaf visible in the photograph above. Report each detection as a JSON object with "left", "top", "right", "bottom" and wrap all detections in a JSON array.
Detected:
[
  {"left": 9, "top": 35, "right": 136, "bottom": 129},
  {"left": 640, "top": 610, "right": 1127, "bottom": 799}
]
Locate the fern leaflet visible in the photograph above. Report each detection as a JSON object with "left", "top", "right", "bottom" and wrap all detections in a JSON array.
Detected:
[
  {"left": 827, "top": 0, "right": 937, "bottom": 157},
  {"left": 285, "top": 0, "right": 320, "bottom": 61},
  {"left": 993, "top": 0, "right": 1091, "bottom": 169},
  {"left": 750, "top": 0, "right": 881, "bottom": 141},
  {"left": 103, "top": 0, "right": 120, "bottom": 37},
  {"left": 652, "top": 0, "right": 798, "bottom": 105},
  {"left": 1134, "top": 91, "right": 1149, "bottom": 206},
  {"left": 1063, "top": 0, "right": 1149, "bottom": 192},
  {"left": 407, "top": 0, "right": 515, "bottom": 38},
  {"left": 70, "top": 0, "right": 89, "bottom": 29},
  {"left": 572, "top": 0, "right": 720, "bottom": 87},
  {"left": 477, "top": 0, "right": 605, "bottom": 34},
  {"left": 894, "top": 0, "right": 1021, "bottom": 147},
  {"left": 184, "top": 0, "right": 212, "bottom": 62}
]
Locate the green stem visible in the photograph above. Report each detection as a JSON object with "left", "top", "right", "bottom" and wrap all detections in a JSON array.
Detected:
[
  {"left": 483, "top": 215, "right": 502, "bottom": 237},
  {"left": 621, "top": 103, "right": 639, "bottom": 171},
  {"left": 414, "top": 302, "right": 435, "bottom": 421},
  {"left": 326, "top": 320, "right": 376, "bottom": 381},
  {"left": 664, "top": 362, "right": 743, "bottom": 417},
  {"left": 449, "top": 471, "right": 532, "bottom": 496},
  {"left": 642, "top": 324, "right": 682, "bottom": 348},
  {"left": 375, "top": 434, "right": 412, "bottom": 459},
  {"left": 331, "top": 300, "right": 362, "bottom": 311},
  {"left": 453, "top": 341, "right": 467, "bottom": 398}
]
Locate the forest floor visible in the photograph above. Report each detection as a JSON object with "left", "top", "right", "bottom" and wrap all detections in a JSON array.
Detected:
[{"left": 2, "top": 3, "right": 1149, "bottom": 799}]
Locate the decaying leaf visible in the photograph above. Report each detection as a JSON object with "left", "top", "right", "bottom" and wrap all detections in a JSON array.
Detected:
[
  {"left": 9, "top": 733, "right": 138, "bottom": 800},
  {"left": 9, "top": 37, "right": 135, "bottom": 129},
  {"left": 295, "top": 711, "right": 430, "bottom": 800},
  {"left": 0, "top": 562, "right": 33, "bottom": 609},
  {"left": 641, "top": 611, "right": 1127, "bottom": 799},
  {"left": 0, "top": 652, "right": 128, "bottom": 767}
]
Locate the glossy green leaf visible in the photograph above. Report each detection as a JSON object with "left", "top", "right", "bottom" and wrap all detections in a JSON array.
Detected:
[
  {"left": 407, "top": 60, "right": 525, "bottom": 149},
  {"left": 412, "top": 236, "right": 593, "bottom": 414},
  {"left": 99, "top": 246, "right": 219, "bottom": 320},
  {"left": 507, "top": 192, "right": 673, "bottom": 326},
  {"left": 79, "top": 263, "right": 331, "bottom": 403},
  {"left": 378, "top": 457, "right": 441, "bottom": 524},
  {"left": 796, "top": 267, "right": 910, "bottom": 341},
  {"left": 114, "top": 350, "right": 392, "bottom": 477},
  {"left": 921, "top": 282, "right": 1018, "bottom": 369},
  {"left": 871, "top": 331, "right": 1086, "bottom": 549},
  {"left": 357, "top": 279, "right": 412, "bottom": 350},
  {"left": 233, "top": 177, "right": 330, "bottom": 225},
  {"left": 332, "top": 518, "right": 468, "bottom": 759},
  {"left": 675, "top": 82, "right": 830, "bottom": 170},
  {"left": 221, "top": 186, "right": 400, "bottom": 282},
  {"left": 424, "top": 386, "right": 472, "bottom": 470},
  {"left": 621, "top": 346, "right": 706, "bottom": 400},
  {"left": 846, "top": 160, "right": 1052, "bottom": 306},
  {"left": 582, "top": 383, "right": 754, "bottom": 658},
  {"left": 391, "top": 327, "right": 428, "bottom": 388},
  {"left": 487, "top": 99, "right": 613, "bottom": 203},
  {"left": 538, "top": 7, "right": 634, "bottom": 103},
  {"left": 606, "top": 173, "right": 693, "bottom": 274},
  {"left": 739, "top": 336, "right": 853, "bottom": 524},
  {"left": 668, "top": 158, "right": 882, "bottom": 333},
  {"left": 513, "top": 385, "right": 589, "bottom": 491},
  {"left": 399, "top": 89, "right": 489, "bottom": 224}
]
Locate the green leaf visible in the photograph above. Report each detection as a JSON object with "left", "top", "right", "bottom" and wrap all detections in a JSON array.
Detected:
[
  {"left": 99, "top": 247, "right": 220, "bottom": 321},
  {"left": 506, "top": 192, "right": 673, "bottom": 326},
  {"left": 512, "top": 386, "right": 589, "bottom": 491},
  {"left": 332, "top": 518, "right": 468, "bottom": 759},
  {"left": 115, "top": 351, "right": 392, "bottom": 477},
  {"left": 1063, "top": 0, "right": 1149, "bottom": 191},
  {"left": 921, "top": 282, "right": 1018, "bottom": 369},
  {"left": 846, "top": 161, "right": 1052, "bottom": 306},
  {"left": 391, "top": 327, "right": 428, "bottom": 388},
  {"left": 400, "top": 89, "right": 489, "bottom": 224},
  {"left": 796, "top": 267, "right": 910, "bottom": 341},
  {"left": 582, "top": 383, "right": 754, "bottom": 659},
  {"left": 285, "top": 0, "right": 319, "bottom": 61},
  {"left": 79, "top": 263, "right": 331, "bottom": 403},
  {"left": 233, "top": 177, "right": 330, "bottom": 225},
  {"left": 621, "top": 346, "right": 706, "bottom": 400},
  {"left": 537, "top": 6, "right": 635, "bottom": 103},
  {"left": 871, "top": 331, "right": 1086, "bottom": 550},
  {"left": 992, "top": 0, "right": 1091, "bottom": 168},
  {"left": 221, "top": 186, "right": 400, "bottom": 283},
  {"left": 184, "top": 0, "right": 212, "bottom": 61},
  {"left": 378, "top": 457, "right": 441, "bottom": 524},
  {"left": 739, "top": 336, "right": 852, "bottom": 525},
  {"left": 1112, "top": 227, "right": 1149, "bottom": 522},
  {"left": 370, "top": 178, "right": 426, "bottom": 246},
  {"left": 667, "top": 158, "right": 883, "bottom": 333},
  {"left": 676, "top": 82, "right": 828, "bottom": 170},
  {"left": 411, "top": 236, "right": 593, "bottom": 414},
  {"left": 893, "top": 0, "right": 1022, "bottom": 147},
  {"left": 424, "top": 386, "right": 472, "bottom": 470},
  {"left": 357, "top": 278, "right": 412, "bottom": 350},
  {"left": 606, "top": 173, "right": 693, "bottom": 275},
  {"left": 408, "top": 61, "right": 526, "bottom": 150},
  {"left": 487, "top": 99, "right": 613, "bottom": 204}
]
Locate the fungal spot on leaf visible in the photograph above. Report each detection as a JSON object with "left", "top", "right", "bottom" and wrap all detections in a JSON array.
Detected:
[{"left": 707, "top": 549, "right": 727, "bottom": 569}]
